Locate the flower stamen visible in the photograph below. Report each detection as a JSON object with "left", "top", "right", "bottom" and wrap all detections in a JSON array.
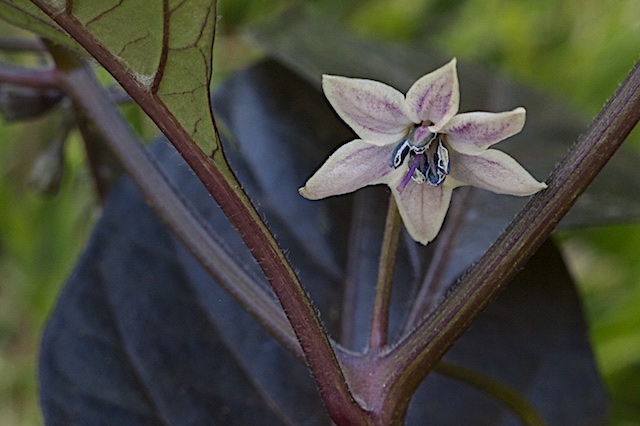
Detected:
[
  {"left": 397, "top": 153, "right": 422, "bottom": 193},
  {"left": 303, "top": 62, "right": 545, "bottom": 245},
  {"left": 423, "top": 138, "right": 449, "bottom": 186},
  {"left": 392, "top": 127, "right": 450, "bottom": 189}
]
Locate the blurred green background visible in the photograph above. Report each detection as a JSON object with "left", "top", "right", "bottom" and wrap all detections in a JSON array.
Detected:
[{"left": 1, "top": 0, "right": 639, "bottom": 424}]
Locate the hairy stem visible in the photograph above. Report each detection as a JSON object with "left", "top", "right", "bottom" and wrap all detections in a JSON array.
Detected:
[
  {"left": 32, "top": 2, "right": 367, "bottom": 422},
  {"left": 381, "top": 58, "right": 640, "bottom": 417},
  {"left": 56, "top": 58, "right": 302, "bottom": 356},
  {"left": 368, "top": 195, "right": 402, "bottom": 350}
]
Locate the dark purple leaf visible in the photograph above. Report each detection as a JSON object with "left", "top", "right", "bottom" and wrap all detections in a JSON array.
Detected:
[
  {"left": 40, "top": 56, "right": 607, "bottom": 424},
  {"left": 408, "top": 240, "right": 608, "bottom": 425},
  {"left": 39, "top": 134, "right": 336, "bottom": 425},
  {"left": 212, "top": 59, "right": 608, "bottom": 423}
]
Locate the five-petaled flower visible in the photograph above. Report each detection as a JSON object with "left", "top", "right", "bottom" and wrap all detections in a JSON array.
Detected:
[{"left": 299, "top": 59, "right": 547, "bottom": 245}]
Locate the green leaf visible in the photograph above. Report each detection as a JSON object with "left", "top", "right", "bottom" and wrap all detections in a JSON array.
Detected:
[
  {"left": 155, "top": 1, "right": 218, "bottom": 153},
  {"left": 72, "top": 1, "right": 164, "bottom": 80},
  {"left": 0, "top": 1, "right": 80, "bottom": 51},
  {"left": 1, "top": 0, "right": 218, "bottom": 154}
]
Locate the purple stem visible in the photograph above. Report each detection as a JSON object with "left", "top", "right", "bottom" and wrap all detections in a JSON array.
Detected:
[{"left": 374, "top": 57, "right": 640, "bottom": 423}]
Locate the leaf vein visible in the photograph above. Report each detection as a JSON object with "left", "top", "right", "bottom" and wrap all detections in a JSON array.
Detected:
[
  {"left": 117, "top": 32, "right": 151, "bottom": 58},
  {"left": 84, "top": 0, "right": 123, "bottom": 27},
  {"left": 169, "top": 0, "right": 188, "bottom": 14},
  {"left": 151, "top": 0, "right": 170, "bottom": 94}
]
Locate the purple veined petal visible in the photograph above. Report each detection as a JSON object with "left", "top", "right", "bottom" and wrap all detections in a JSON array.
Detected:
[
  {"left": 405, "top": 58, "right": 459, "bottom": 129},
  {"left": 299, "top": 140, "right": 398, "bottom": 200},
  {"left": 442, "top": 107, "right": 527, "bottom": 155},
  {"left": 449, "top": 149, "right": 547, "bottom": 196},
  {"left": 322, "top": 75, "right": 414, "bottom": 146},
  {"left": 391, "top": 180, "right": 453, "bottom": 245}
]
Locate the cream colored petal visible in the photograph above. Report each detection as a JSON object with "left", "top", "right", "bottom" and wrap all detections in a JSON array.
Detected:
[
  {"left": 391, "top": 181, "right": 453, "bottom": 245},
  {"left": 322, "top": 75, "right": 414, "bottom": 146},
  {"left": 299, "top": 140, "right": 397, "bottom": 200},
  {"left": 442, "top": 108, "right": 526, "bottom": 155},
  {"left": 405, "top": 58, "right": 459, "bottom": 129},
  {"left": 449, "top": 149, "right": 547, "bottom": 196}
]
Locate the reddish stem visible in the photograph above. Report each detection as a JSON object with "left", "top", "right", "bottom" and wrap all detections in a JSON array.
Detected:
[
  {"left": 368, "top": 195, "right": 401, "bottom": 350},
  {"left": 31, "top": 2, "right": 368, "bottom": 423},
  {"left": 377, "top": 57, "right": 640, "bottom": 422}
]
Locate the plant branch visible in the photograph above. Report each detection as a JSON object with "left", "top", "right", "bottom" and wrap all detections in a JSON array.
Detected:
[
  {"left": 368, "top": 195, "right": 401, "bottom": 350},
  {"left": 379, "top": 58, "right": 640, "bottom": 417},
  {"left": 54, "top": 57, "right": 302, "bottom": 357},
  {"left": 32, "top": 2, "right": 367, "bottom": 423},
  {"left": 0, "top": 63, "right": 59, "bottom": 88}
]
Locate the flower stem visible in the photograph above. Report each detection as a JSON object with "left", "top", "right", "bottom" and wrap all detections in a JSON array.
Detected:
[
  {"left": 380, "top": 57, "right": 640, "bottom": 417},
  {"left": 368, "top": 195, "right": 402, "bottom": 350}
]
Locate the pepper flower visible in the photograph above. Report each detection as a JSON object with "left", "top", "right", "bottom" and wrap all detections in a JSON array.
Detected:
[{"left": 299, "top": 59, "right": 547, "bottom": 245}]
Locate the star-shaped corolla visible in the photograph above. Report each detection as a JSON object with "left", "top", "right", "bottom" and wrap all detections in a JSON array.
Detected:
[{"left": 299, "top": 59, "right": 547, "bottom": 245}]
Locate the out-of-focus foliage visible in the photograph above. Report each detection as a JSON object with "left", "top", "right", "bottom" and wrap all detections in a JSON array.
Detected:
[
  {"left": 1, "top": 0, "right": 639, "bottom": 424},
  {"left": 561, "top": 225, "right": 640, "bottom": 422},
  {"left": 0, "top": 116, "right": 96, "bottom": 425}
]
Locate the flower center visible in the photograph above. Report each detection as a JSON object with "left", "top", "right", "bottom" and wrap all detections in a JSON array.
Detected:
[{"left": 391, "top": 124, "right": 450, "bottom": 192}]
